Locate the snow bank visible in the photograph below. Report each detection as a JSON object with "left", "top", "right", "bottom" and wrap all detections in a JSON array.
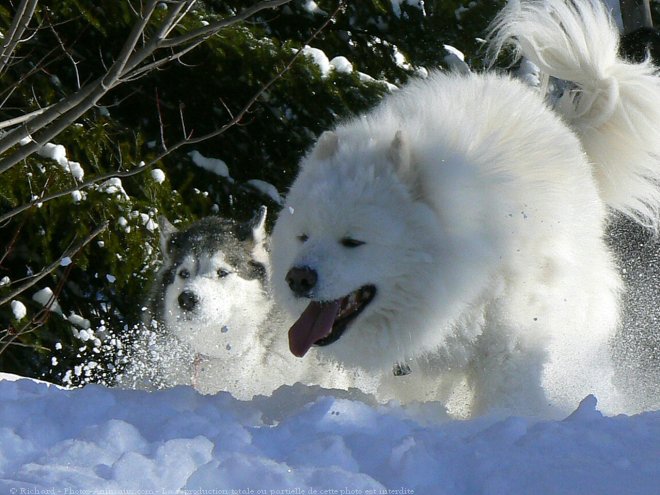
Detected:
[{"left": 0, "top": 374, "right": 658, "bottom": 493}]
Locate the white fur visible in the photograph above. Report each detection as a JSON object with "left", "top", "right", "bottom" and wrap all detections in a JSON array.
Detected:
[
  {"left": 163, "top": 250, "right": 271, "bottom": 358},
  {"left": 271, "top": 0, "right": 660, "bottom": 416},
  {"left": 155, "top": 216, "right": 366, "bottom": 399}
]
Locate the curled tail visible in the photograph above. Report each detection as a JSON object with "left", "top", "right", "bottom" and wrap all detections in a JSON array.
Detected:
[{"left": 489, "top": 0, "right": 660, "bottom": 232}]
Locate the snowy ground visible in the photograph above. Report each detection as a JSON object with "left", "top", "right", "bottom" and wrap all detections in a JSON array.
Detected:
[{"left": 1, "top": 373, "right": 658, "bottom": 494}]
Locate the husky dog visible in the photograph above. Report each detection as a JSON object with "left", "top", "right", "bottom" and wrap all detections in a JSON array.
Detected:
[
  {"left": 154, "top": 207, "right": 271, "bottom": 361},
  {"left": 271, "top": 0, "right": 660, "bottom": 416},
  {"left": 124, "top": 207, "right": 364, "bottom": 399}
]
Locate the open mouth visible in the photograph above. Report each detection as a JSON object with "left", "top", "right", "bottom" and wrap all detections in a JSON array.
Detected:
[{"left": 288, "top": 285, "right": 376, "bottom": 357}]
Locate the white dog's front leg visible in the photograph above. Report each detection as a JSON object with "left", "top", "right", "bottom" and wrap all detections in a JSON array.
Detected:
[{"left": 468, "top": 330, "right": 557, "bottom": 417}]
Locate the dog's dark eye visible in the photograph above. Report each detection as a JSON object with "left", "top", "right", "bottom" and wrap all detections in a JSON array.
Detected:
[
  {"left": 297, "top": 234, "right": 309, "bottom": 243},
  {"left": 217, "top": 268, "right": 231, "bottom": 278},
  {"left": 341, "top": 237, "right": 365, "bottom": 248},
  {"left": 178, "top": 269, "right": 190, "bottom": 279}
]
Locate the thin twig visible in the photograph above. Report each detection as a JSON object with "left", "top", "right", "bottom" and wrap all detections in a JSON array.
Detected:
[
  {"left": 0, "top": 0, "right": 39, "bottom": 74},
  {"left": 0, "top": 220, "right": 109, "bottom": 308}
]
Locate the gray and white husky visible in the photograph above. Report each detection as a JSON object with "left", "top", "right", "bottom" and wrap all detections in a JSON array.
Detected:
[
  {"left": 123, "top": 207, "right": 363, "bottom": 399},
  {"left": 154, "top": 207, "right": 272, "bottom": 362}
]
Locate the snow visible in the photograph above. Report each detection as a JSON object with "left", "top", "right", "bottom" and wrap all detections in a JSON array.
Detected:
[
  {"left": 71, "top": 190, "right": 84, "bottom": 202},
  {"left": 151, "top": 167, "right": 166, "bottom": 184},
  {"left": 248, "top": 179, "right": 283, "bottom": 205},
  {"left": 189, "top": 149, "right": 230, "bottom": 178},
  {"left": 330, "top": 56, "right": 353, "bottom": 74},
  {"left": 31, "top": 286, "right": 63, "bottom": 315},
  {"left": 99, "top": 177, "right": 129, "bottom": 199},
  {"left": 34, "top": 141, "right": 85, "bottom": 180},
  {"left": 67, "top": 312, "right": 91, "bottom": 329},
  {"left": 443, "top": 45, "right": 470, "bottom": 74},
  {"left": 303, "top": 0, "right": 326, "bottom": 15},
  {"left": 10, "top": 300, "right": 26, "bottom": 320},
  {"left": 0, "top": 373, "right": 657, "bottom": 493},
  {"left": 301, "top": 45, "right": 331, "bottom": 78}
]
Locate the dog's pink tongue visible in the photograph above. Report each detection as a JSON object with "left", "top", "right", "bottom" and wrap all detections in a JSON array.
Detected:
[{"left": 288, "top": 301, "right": 340, "bottom": 357}]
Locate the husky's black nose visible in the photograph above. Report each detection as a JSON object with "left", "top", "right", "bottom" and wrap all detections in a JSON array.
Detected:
[
  {"left": 286, "top": 266, "right": 317, "bottom": 296},
  {"left": 178, "top": 290, "right": 199, "bottom": 311}
]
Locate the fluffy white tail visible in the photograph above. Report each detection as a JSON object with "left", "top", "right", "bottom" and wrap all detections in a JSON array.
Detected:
[{"left": 490, "top": 0, "right": 660, "bottom": 232}]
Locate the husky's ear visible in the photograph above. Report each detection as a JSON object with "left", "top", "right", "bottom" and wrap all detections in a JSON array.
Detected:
[
  {"left": 248, "top": 206, "right": 270, "bottom": 267},
  {"left": 250, "top": 205, "right": 268, "bottom": 245},
  {"left": 158, "top": 216, "right": 178, "bottom": 258},
  {"left": 313, "top": 131, "right": 339, "bottom": 161}
]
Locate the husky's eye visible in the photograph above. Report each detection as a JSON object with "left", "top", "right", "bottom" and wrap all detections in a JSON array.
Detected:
[
  {"left": 178, "top": 269, "right": 190, "bottom": 279},
  {"left": 297, "top": 234, "right": 309, "bottom": 243},
  {"left": 217, "top": 268, "right": 231, "bottom": 278},
  {"left": 340, "top": 237, "right": 365, "bottom": 248}
]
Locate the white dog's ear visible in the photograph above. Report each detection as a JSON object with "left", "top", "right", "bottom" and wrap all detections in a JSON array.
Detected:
[
  {"left": 158, "top": 216, "right": 178, "bottom": 259},
  {"left": 313, "top": 131, "right": 339, "bottom": 160},
  {"left": 388, "top": 130, "right": 412, "bottom": 176},
  {"left": 388, "top": 130, "right": 422, "bottom": 197}
]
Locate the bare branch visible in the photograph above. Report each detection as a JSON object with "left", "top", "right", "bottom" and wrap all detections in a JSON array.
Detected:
[
  {"left": 0, "top": 0, "right": 39, "bottom": 74},
  {"left": 0, "top": 0, "right": 160, "bottom": 161},
  {"left": 0, "top": 106, "right": 50, "bottom": 130},
  {"left": 0, "top": 0, "right": 295, "bottom": 174},
  {"left": 161, "top": 0, "right": 293, "bottom": 49},
  {"left": 0, "top": 0, "right": 344, "bottom": 223}
]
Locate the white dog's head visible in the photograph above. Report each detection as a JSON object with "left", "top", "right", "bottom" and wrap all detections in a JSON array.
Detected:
[{"left": 271, "top": 129, "right": 464, "bottom": 370}]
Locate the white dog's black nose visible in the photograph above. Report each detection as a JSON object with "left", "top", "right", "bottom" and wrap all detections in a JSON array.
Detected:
[
  {"left": 286, "top": 266, "right": 317, "bottom": 296},
  {"left": 178, "top": 290, "right": 199, "bottom": 311}
]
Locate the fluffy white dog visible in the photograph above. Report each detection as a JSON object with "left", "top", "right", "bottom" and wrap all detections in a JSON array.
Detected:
[{"left": 271, "top": 0, "right": 660, "bottom": 416}]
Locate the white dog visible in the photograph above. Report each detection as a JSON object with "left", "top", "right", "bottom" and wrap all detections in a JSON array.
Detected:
[{"left": 271, "top": 0, "right": 660, "bottom": 416}]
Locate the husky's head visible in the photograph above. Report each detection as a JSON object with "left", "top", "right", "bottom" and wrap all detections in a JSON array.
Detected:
[
  {"left": 155, "top": 207, "right": 271, "bottom": 358},
  {"left": 271, "top": 130, "right": 457, "bottom": 370}
]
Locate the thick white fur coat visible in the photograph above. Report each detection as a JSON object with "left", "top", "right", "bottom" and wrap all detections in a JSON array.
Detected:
[{"left": 271, "top": 0, "right": 660, "bottom": 416}]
